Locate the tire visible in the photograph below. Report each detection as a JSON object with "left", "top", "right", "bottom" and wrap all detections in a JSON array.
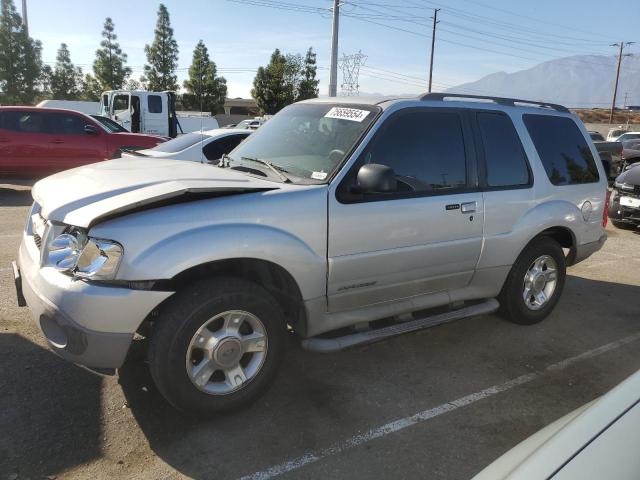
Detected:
[
  {"left": 498, "top": 237, "right": 566, "bottom": 325},
  {"left": 148, "top": 277, "right": 287, "bottom": 413}
]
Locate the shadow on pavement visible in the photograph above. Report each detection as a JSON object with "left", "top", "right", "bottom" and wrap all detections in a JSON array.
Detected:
[
  {"left": 118, "top": 275, "right": 640, "bottom": 480},
  {"left": 0, "top": 333, "right": 103, "bottom": 478}
]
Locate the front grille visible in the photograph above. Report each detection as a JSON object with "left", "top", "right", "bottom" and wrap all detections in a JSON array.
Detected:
[{"left": 33, "top": 233, "right": 42, "bottom": 249}]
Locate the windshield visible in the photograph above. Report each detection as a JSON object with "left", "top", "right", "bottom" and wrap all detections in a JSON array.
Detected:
[
  {"left": 91, "top": 115, "right": 128, "bottom": 133},
  {"left": 227, "top": 103, "right": 379, "bottom": 182},
  {"left": 150, "top": 132, "right": 210, "bottom": 153}
]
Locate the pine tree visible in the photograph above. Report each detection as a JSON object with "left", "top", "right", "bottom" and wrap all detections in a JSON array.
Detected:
[
  {"left": 49, "top": 43, "right": 83, "bottom": 99},
  {"left": 252, "top": 49, "right": 296, "bottom": 115},
  {"left": 0, "top": 0, "right": 43, "bottom": 104},
  {"left": 182, "top": 40, "right": 227, "bottom": 113},
  {"left": 144, "top": 3, "right": 179, "bottom": 91},
  {"left": 80, "top": 74, "right": 102, "bottom": 101},
  {"left": 93, "top": 17, "right": 131, "bottom": 91},
  {"left": 296, "top": 47, "right": 319, "bottom": 101}
]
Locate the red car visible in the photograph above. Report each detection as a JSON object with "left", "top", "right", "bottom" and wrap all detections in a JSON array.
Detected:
[{"left": 0, "top": 106, "right": 167, "bottom": 180}]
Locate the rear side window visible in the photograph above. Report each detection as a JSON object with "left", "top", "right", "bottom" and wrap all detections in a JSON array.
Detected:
[
  {"left": 203, "top": 134, "right": 249, "bottom": 161},
  {"left": 524, "top": 115, "right": 599, "bottom": 185},
  {"left": 0, "top": 111, "right": 47, "bottom": 133},
  {"left": 362, "top": 110, "right": 467, "bottom": 193},
  {"left": 148, "top": 95, "right": 162, "bottom": 114},
  {"left": 477, "top": 112, "right": 530, "bottom": 188}
]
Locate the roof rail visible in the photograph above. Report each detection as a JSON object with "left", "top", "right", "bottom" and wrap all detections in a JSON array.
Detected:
[{"left": 419, "top": 92, "right": 570, "bottom": 113}]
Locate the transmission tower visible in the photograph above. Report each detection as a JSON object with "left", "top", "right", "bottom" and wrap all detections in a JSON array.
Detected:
[{"left": 340, "top": 51, "right": 367, "bottom": 96}]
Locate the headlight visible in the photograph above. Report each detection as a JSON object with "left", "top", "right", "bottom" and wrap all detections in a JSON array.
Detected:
[
  {"left": 46, "top": 232, "right": 123, "bottom": 280},
  {"left": 75, "top": 238, "right": 123, "bottom": 279}
]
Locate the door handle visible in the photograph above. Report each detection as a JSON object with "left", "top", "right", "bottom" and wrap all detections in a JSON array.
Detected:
[
  {"left": 50, "top": 139, "right": 64, "bottom": 144},
  {"left": 461, "top": 201, "right": 477, "bottom": 213}
]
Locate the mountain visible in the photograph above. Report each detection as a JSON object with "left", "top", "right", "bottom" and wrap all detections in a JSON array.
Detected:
[{"left": 446, "top": 55, "right": 640, "bottom": 108}]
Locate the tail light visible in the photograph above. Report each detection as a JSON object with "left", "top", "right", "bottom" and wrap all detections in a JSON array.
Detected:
[{"left": 603, "top": 189, "right": 610, "bottom": 227}]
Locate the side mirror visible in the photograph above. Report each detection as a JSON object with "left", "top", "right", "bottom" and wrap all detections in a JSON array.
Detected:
[
  {"left": 84, "top": 124, "right": 99, "bottom": 135},
  {"left": 356, "top": 163, "right": 397, "bottom": 193}
]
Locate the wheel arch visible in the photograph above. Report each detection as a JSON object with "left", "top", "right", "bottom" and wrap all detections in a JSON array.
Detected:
[{"left": 139, "top": 257, "right": 309, "bottom": 337}]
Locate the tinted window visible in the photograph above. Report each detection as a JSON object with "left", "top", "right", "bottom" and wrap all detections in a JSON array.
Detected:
[
  {"left": 0, "top": 111, "right": 47, "bottom": 133},
  {"left": 524, "top": 115, "right": 599, "bottom": 185},
  {"left": 362, "top": 110, "right": 467, "bottom": 193},
  {"left": 148, "top": 95, "right": 162, "bottom": 114},
  {"left": 91, "top": 115, "right": 128, "bottom": 133},
  {"left": 203, "top": 134, "right": 249, "bottom": 161},
  {"left": 46, "top": 113, "right": 86, "bottom": 135},
  {"left": 477, "top": 112, "right": 530, "bottom": 187}
]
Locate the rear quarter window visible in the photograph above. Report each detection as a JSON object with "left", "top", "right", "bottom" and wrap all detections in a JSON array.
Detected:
[{"left": 523, "top": 114, "right": 599, "bottom": 185}]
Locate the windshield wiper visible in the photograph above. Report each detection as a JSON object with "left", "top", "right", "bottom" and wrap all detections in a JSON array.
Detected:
[{"left": 237, "top": 156, "right": 291, "bottom": 183}]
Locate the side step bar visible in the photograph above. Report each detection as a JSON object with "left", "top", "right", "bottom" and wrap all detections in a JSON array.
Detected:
[{"left": 301, "top": 299, "right": 500, "bottom": 353}]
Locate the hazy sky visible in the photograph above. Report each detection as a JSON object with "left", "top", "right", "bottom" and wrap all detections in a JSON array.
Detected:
[{"left": 26, "top": 0, "right": 640, "bottom": 98}]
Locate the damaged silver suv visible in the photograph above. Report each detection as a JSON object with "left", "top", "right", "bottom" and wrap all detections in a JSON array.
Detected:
[{"left": 15, "top": 94, "right": 608, "bottom": 412}]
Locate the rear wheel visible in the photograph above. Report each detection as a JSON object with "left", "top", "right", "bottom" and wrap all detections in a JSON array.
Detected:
[
  {"left": 498, "top": 237, "right": 566, "bottom": 325},
  {"left": 148, "top": 277, "right": 287, "bottom": 412}
]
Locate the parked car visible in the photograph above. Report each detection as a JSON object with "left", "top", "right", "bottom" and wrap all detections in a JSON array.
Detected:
[
  {"left": 621, "top": 139, "right": 640, "bottom": 151},
  {"left": 615, "top": 132, "right": 640, "bottom": 143},
  {"left": 14, "top": 94, "right": 608, "bottom": 413},
  {"left": 608, "top": 163, "right": 640, "bottom": 229},
  {"left": 606, "top": 127, "right": 630, "bottom": 141},
  {"left": 588, "top": 130, "right": 604, "bottom": 141},
  {"left": 472, "top": 370, "right": 640, "bottom": 480},
  {"left": 588, "top": 131, "right": 623, "bottom": 180},
  {"left": 0, "top": 106, "right": 167, "bottom": 180},
  {"left": 121, "top": 128, "right": 251, "bottom": 163},
  {"left": 235, "top": 119, "right": 263, "bottom": 130}
]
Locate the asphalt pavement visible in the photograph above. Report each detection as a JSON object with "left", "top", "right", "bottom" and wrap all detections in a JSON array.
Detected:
[{"left": 1, "top": 185, "right": 639, "bottom": 480}]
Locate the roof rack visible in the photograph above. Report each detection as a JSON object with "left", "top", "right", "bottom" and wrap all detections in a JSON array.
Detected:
[{"left": 419, "top": 92, "right": 569, "bottom": 113}]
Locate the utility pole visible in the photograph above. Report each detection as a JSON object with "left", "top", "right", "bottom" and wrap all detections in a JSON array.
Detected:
[
  {"left": 21, "top": 0, "right": 28, "bottom": 35},
  {"left": 609, "top": 41, "right": 634, "bottom": 123},
  {"left": 328, "top": 0, "right": 340, "bottom": 97},
  {"left": 428, "top": 8, "right": 440, "bottom": 93}
]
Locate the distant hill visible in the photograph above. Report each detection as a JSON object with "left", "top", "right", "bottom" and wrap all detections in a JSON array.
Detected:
[{"left": 446, "top": 55, "right": 640, "bottom": 108}]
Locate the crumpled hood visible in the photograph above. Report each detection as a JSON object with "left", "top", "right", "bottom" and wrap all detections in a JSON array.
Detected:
[
  {"left": 33, "top": 158, "right": 277, "bottom": 228},
  {"left": 616, "top": 163, "right": 640, "bottom": 186}
]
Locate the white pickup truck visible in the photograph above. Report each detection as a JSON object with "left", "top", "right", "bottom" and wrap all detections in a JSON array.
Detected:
[{"left": 99, "top": 90, "right": 218, "bottom": 138}]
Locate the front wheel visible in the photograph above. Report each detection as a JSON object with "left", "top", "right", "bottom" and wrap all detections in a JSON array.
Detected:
[
  {"left": 498, "top": 237, "right": 566, "bottom": 325},
  {"left": 148, "top": 278, "right": 287, "bottom": 412}
]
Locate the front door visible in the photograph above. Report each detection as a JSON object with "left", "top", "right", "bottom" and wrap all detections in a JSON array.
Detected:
[
  {"left": 143, "top": 93, "right": 168, "bottom": 136},
  {"left": 111, "top": 93, "right": 131, "bottom": 131},
  {"left": 327, "top": 108, "right": 483, "bottom": 312}
]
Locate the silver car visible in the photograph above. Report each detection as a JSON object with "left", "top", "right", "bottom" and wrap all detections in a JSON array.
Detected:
[{"left": 15, "top": 93, "right": 608, "bottom": 412}]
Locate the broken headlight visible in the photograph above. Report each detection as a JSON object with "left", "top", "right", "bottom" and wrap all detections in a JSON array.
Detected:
[{"left": 47, "top": 231, "right": 123, "bottom": 280}]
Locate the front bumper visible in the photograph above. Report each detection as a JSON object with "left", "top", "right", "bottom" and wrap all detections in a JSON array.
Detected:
[{"left": 17, "top": 234, "right": 172, "bottom": 369}]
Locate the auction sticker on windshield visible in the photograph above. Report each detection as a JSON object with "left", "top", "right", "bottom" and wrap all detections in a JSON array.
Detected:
[{"left": 325, "top": 107, "right": 370, "bottom": 122}]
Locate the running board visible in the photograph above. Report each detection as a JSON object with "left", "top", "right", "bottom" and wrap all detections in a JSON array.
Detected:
[{"left": 301, "top": 299, "right": 500, "bottom": 353}]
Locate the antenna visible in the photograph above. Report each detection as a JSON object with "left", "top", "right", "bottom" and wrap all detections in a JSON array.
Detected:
[{"left": 340, "top": 51, "right": 367, "bottom": 96}]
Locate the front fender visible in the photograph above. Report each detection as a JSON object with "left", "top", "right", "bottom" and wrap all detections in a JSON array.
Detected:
[
  {"left": 478, "top": 200, "right": 584, "bottom": 269},
  {"left": 116, "top": 223, "right": 326, "bottom": 300}
]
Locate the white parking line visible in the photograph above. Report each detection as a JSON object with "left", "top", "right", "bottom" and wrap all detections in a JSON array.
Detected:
[{"left": 239, "top": 332, "right": 640, "bottom": 480}]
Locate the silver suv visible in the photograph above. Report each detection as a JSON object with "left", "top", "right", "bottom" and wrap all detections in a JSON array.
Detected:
[{"left": 15, "top": 94, "right": 608, "bottom": 412}]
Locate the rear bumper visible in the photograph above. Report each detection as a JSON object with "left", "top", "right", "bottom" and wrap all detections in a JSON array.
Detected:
[
  {"left": 568, "top": 234, "right": 607, "bottom": 266},
  {"left": 17, "top": 234, "right": 172, "bottom": 369}
]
